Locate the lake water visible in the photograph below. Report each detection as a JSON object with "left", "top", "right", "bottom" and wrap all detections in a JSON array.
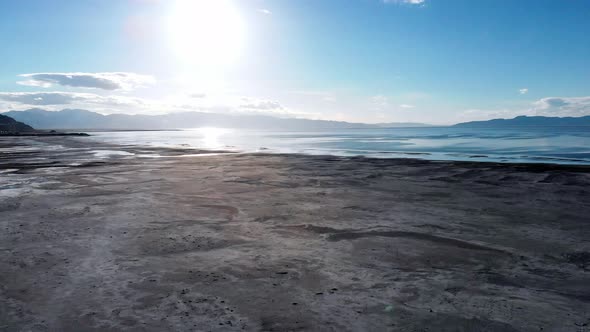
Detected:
[{"left": 88, "top": 126, "right": 590, "bottom": 165}]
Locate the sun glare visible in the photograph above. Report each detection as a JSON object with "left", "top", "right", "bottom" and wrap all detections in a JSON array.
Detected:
[
  {"left": 166, "top": 0, "right": 246, "bottom": 69},
  {"left": 194, "top": 127, "right": 232, "bottom": 149}
]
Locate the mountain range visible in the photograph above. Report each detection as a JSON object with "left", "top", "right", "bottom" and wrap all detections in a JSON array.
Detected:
[
  {"left": 2, "top": 109, "right": 430, "bottom": 130},
  {"left": 454, "top": 115, "right": 590, "bottom": 127},
  {"left": 3, "top": 109, "right": 590, "bottom": 131}
]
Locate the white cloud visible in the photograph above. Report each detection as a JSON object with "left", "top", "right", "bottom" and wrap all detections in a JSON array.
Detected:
[
  {"left": 0, "top": 92, "right": 82, "bottom": 105},
  {"left": 17, "top": 72, "right": 156, "bottom": 91},
  {"left": 399, "top": 104, "right": 415, "bottom": 109},
  {"left": 533, "top": 96, "right": 590, "bottom": 117},
  {"left": 383, "top": 0, "right": 426, "bottom": 5},
  {"left": 460, "top": 96, "right": 590, "bottom": 122},
  {"left": 459, "top": 108, "right": 519, "bottom": 122},
  {"left": 239, "top": 99, "right": 283, "bottom": 110},
  {"left": 170, "top": 94, "right": 298, "bottom": 116},
  {"left": 0, "top": 91, "right": 149, "bottom": 113},
  {"left": 0, "top": 89, "right": 303, "bottom": 117},
  {"left": 257, "top": 8, "right": 272, "bottom": 15},
  {"left": 519, "top": 88, "right": 529, "bottom": 95}
]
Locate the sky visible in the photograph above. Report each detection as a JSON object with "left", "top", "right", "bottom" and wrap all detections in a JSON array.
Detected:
[{"left": 0, "top": 0, "right": 589, "bottom": 125}]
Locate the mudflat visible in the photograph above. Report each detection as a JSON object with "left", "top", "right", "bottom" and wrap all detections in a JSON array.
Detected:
[{"left": 1, "top": 136, "right": 589, "bottom": 331}]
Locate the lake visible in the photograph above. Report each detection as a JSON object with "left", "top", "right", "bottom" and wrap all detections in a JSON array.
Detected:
[{"left": 88, "top": 126, "right": 590, "bottom": 165}]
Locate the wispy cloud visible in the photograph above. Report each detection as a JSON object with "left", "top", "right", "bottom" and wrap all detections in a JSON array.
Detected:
[
  {"left": 370, "top": 95, "right": 417, "bottom": 111},
  {"left": 239, "top": 99, "right": 282, "bottom": 110},
  {"left": 459, "top": 108, "right": 517, "bottom": 122},
  {"left": 257, "top": 8, "right": 272, "bottom": 15},
  {"left": 172, "top": 94, "right": 295, "bottom": 116},
  {"left": 0, "top": 91, "right": 148, "bottom": 111},
  {"left": 0, "top": 90, "right": 298, "bottom": 117},
  {"left": 383, "top": 0, "right": 426, "bottom": 5},
  {"left": 17, "top": 72, "right": 156, "bottom": 91},
  {"left": 519, "top": 88, "right": 529, "bottom": 95},
  {"left": 0, "top": 92, "right": 80, "bottom": 105},
  {"left": 370, "top": 95, "right": 390, "bottom": 109}
]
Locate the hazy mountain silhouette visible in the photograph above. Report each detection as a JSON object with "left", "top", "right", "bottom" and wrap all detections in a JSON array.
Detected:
[
  {"left": 3, "top": 109, "right": 431, "bottom": 130},
  {"left": 455, "top": 115, "right": 590, "bottom": 127},
  {"left": 6, "top": 110, "right": 589, "bottom": 130},
  {"left": 0, "top": 113, "right": 35, "bottom": 133}
]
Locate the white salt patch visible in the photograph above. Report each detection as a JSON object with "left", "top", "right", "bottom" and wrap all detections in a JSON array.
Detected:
[
  {"left": 137, "top": 154, "right": 163, "bottom": 158},
  {"left": 92, "top": 150, "right": 134, "bottom": 158},
  {"left": 179, "top": 153, "right": 232, "bottom": 158},
  {"left": 0, "top": 188, "right": 30, "bottom": 198}
]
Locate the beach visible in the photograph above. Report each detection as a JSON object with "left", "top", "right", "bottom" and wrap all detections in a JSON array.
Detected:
[{"left": 1, "top": 136, "right": 589, "bottom": 331}]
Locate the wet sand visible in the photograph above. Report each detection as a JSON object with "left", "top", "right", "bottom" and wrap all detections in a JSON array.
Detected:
[{"left": 1, "top": 136, "right": 589, "bottom": 331}]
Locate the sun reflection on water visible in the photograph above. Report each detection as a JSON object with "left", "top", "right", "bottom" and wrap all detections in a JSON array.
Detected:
[{"left": 190, "top": 127, "right": 232, "bottom": 149}]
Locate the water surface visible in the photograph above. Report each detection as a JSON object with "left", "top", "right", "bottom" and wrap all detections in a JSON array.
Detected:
[{"left": 88, "top": 126, "right": 590, "bottom": 165}]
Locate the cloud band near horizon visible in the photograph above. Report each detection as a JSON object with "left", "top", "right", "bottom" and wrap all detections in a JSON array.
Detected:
[{"left": 17, "top": 72, "right": 155, "bottom": 91}]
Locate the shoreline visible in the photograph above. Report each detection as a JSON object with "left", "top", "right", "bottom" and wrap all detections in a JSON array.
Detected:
[
  {"left": 0, "top": 132, "right": 89, "bottom": 137},
  {"left": 1, "top": 136, "right": 589, "bottom": 331},
  {"left": 84, "top": 132, "right": 590, "bottom": 166},
  {"left": 81, "top": 127, "right": 590, "bottom": 166},
  {"left": 3, "top": 135, "right": 590, "bottom": 172}
]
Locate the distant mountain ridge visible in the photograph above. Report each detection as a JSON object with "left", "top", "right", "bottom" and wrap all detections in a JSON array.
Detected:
[
  {"left": 2, "top": 109, "right": 431, "bottom": 130},
  {"left": 455, "top": 115, "right": 590, "bottom": 127},
  {"left": 0, "top": 114, "right": 35, "bottom": 133},
  {"left": 5, "top": 110, "right": 590, "bottom": 130},
  {"left": 375, "top": 122, "right": 429, "bottom": 128}
]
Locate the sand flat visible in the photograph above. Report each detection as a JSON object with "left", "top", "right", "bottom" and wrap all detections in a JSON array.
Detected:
[{"left": 1, "top": 136, "right": 589, "bottom": 331}]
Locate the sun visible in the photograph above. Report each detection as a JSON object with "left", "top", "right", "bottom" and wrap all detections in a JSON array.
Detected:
[{"left": 166, "top": 0, "right": 246, "bottom": 69}]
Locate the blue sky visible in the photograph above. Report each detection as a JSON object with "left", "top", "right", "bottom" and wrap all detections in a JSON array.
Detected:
[{"left": 1, "top": 0, "right": 589, "bottom": 124}]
